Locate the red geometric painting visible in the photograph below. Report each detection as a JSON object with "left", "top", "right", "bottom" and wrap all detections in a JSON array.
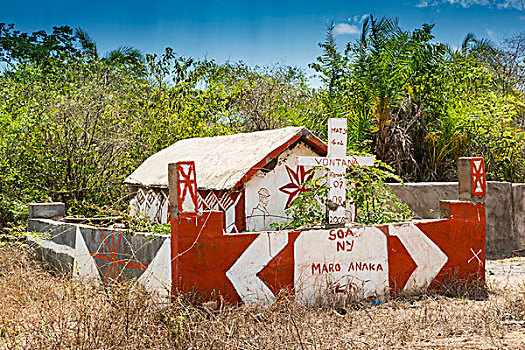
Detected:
[
  {"left": 90, "top": 229, "right": 147, "bottom": 283},
  {"left": 177, "top": 161, "right": 198, "bottom": 217}
]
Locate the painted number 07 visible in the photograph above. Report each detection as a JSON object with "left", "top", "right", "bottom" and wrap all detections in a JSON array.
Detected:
[{"left": 332, "top": 180, "right": 344, "bottom": 188}]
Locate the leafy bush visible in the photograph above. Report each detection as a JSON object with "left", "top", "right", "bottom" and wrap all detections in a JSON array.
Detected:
[
  {"left": 273, "top": 159, "right": 414, "bottom": 229},
  {"left": 310, "top": 17, "right": 525, "bottom": 182},
  {"left": 458, "top": 93, "right": 525, "bottom": 182},
  {"left": 0, "top": 195, "right": 28, "bottom": 246}
]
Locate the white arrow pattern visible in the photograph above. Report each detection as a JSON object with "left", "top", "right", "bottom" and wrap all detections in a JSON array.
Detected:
[
  {"left": 28, "top": 226, "right": 101, "bottom": 285},
  {"left": 137, "top": 237, "right": 172, "bottom": 297},
  {"left": 73, "top": 226, "right": 102, "bottom": 286},
  {"left": 226, "top": 232, "right": 288, "bottom": 304},
  {"left": 389, "top": 223, "right": 448, "bottom": 291}
]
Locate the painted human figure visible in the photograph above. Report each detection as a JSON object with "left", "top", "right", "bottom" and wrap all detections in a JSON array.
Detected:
[{"left": 247, "top": 188, "right": 271, "bottom": 231}]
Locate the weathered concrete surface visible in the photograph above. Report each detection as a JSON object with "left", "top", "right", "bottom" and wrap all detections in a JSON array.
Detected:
[
  {"left": 513, "top": 184, "right": 525, "bottom": 251},
  {"left": 389, "top": 181, "right": 519, "bottom": 258},
  {"left": 388, "top": 182, "right": 457, "bottom": 219},
  {"left": 27, "top": 219, "right": 76, "bottom": 273},
  {"left": 28, "top": 219, "right": 76, "bottom": 248},
  {"left": 80, "top": 225, "right": 166, "bottom": 281},
  {"left": 27, "top": 218, "right": 171, "bottom": 296},
  {"left": 486, "top": 182, "right": 516, "bottom": 258},
  {"left": 29, "top": 202, "right": 65, "bottom": 219}
]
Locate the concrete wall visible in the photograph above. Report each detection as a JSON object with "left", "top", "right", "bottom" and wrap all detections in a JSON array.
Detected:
[
  {"left": 27, "top": 213, "right": 171, "bottom": 297},
  {"left": 513, "top": 184, "right": 525, "bottom": 251},
  {"left": 486, "top": 182, "right": 516, "bottom": 258},
  {"left": 389, "top": 181, "right": 521, "bottom": 258},
  {"left": 388, "top": 182, "right": 457, "bottom": 219}
]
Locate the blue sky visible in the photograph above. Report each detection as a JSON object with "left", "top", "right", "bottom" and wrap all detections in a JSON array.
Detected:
[{"left": 3, "top": 0, "right": 525, "bottom": 84}]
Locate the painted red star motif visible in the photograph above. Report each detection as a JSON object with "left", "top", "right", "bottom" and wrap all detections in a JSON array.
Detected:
[
  {"left": 279, "top": 165, "right": 314, "bottom": 209},
  {"left": 90, "top": 229, "right": 147, "bottom": 283}
]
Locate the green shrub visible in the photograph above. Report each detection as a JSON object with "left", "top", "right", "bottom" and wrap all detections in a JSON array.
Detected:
[{"left": 273, "top": 158, "right": 414, "bottom": 229}]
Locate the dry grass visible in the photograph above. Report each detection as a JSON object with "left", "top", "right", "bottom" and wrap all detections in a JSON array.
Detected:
[{"left": 1, "top": 247, "right": 525, "bottom": 349}]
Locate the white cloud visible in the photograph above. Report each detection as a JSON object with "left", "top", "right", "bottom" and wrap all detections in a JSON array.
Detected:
[
  {"left": 416, "top": 0, "right": 525, "bottom": 10},
  {"left": 334, "top": 23, "right": 360, "bottom": 35},
  {"left": 485, "top": 28, "right": 496, "bottom": 38},
  {"left": 416, "top": 0, "right": 431, "bottom": 7},
  {"left": 442, "top": 0, "right": 491, "bottom": 8},
  {"left": 497, "top": 0, "right": 525, "bottom": 10},
  {"left": 334, "top": 14, "right": 368, "bottom": 36},
  {"left": 350, "top": 14, "right": 369, "bottom": 23}
]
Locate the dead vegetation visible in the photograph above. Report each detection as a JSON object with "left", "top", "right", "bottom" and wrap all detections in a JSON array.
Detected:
[{"left": 1, "top": 246, "right": 524, "bottom": 349}]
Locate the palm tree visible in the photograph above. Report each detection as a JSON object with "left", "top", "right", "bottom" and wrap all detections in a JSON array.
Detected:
[
  {"left": 461, "top": 33, "right": 497, "bottom": 57},
  {"left": 74, "top": 28, "right": 145, "bottom": 71}
]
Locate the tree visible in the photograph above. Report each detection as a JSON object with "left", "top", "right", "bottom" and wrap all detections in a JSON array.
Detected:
[
  {"left": 0, "top": 23, "right": 79, "bottom": 66},
  {"left": 204, "top": 62, "right": 323, "bottom": 133},
  {"left": 0, "top": 23, "right": 145, "bottom": 74},
  {"left": 311, "top": 16, "right": 525, "bottom": 182}
]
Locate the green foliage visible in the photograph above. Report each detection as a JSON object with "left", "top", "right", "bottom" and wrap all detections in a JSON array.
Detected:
[
  {"left": 0, "top": 23, "right": 79, "bottom": 66},
  {"left": 207, "top": 62, "right": 323, "bottom": 133},
  {"left": 458, "top": 93, "right": 525, "bottom": 182},
  {"left": 273, "top": 176, "right": 327, "bottom": 229},
  {"left": 273, "top": 159, "right": 413, "bottom": 229},
  {"left": 0, "top": 26, "right": 319, "bottom": 232},
  {"left": 349, "top": 161, "right": 414, "bottom": 225},
  {"left": 311, "top": 16, "right": 525, "bottom": 182},
  {"left": 152, "top": 223, "right": 172, "bottom": 236},
  {"left": 0, "top": 55, "right": 233, "bottom": 209},
  {"left": 0, "top": 196, "right": 27, "bottom": 247},
  {"left": 2, "top": 19, "right": 525, "bottom": 235}
]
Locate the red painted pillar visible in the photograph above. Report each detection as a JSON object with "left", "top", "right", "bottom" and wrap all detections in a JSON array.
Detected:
[
  {"left": 168, "top": 161, "right": 199, "bottom": 298},
  {"left": 438, "top": 156, "right": 487, "bottom": 282}
]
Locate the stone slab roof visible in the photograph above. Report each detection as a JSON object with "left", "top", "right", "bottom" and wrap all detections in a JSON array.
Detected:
[{"left": 124, "top": 126, "right": 327, "bottom": 190}]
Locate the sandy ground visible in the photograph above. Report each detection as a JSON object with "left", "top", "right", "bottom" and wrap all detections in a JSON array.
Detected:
[
  {"left": 487, "top": 257, "right": 525, "bottom": 289},
  {"left": 2, "top": 248, "right": 525, "bottom": 349},
  {"left": 486, "top": 257, "right": 525, "bottom": 348}
]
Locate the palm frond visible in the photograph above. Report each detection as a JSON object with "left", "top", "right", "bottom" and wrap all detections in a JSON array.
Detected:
[{"left": 74, "top": 28, "right": 98, "bottom": 58}]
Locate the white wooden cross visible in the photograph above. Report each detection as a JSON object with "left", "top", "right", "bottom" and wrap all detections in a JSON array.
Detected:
[{"left": 297, "top": 118, "right": 375, "bottom": 225}]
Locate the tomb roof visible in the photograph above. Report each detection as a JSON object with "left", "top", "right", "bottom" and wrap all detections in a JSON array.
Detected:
[{"left": 124, "top": 126, "right": 327, "bottom": 190}]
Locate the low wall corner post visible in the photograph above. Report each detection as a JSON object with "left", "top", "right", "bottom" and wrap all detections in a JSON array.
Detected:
[
  {"left": 168, "top": 161, "right": 199, "bottom": 297},
  {"left": 28, "top": 202, "right": 65, "bottom": 220},
  {"left": 458, "top": 157, "right": 486, "bottom": 203}
]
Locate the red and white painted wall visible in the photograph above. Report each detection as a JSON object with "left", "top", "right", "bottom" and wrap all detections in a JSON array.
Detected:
[
  {"left": 27, "top": 156, "right": 487, "bottom": 305},
  {"left": 170, "top": 157, "right": 487, "bottom": 304}
]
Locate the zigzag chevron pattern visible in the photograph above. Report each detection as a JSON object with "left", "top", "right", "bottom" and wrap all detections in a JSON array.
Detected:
[{"left": 130, "top": 187, "right": 242, "bottom": 232}]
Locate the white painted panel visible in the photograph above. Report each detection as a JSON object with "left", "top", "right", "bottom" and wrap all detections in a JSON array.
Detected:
[
  {"left": 294, "top": 227, "right": 389, "bottom": 305},
  {"left": 137, "top": 237, "right": 172, "bottom": 298},
  {"left": 389, "top": 223, "right": 448, "bottom": 291},
  {"left": 226, "top": 232, "right": 288, "bottom": 304},
  {"left": 244, "top": 142, "right": 320, "bottom": 232}
]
